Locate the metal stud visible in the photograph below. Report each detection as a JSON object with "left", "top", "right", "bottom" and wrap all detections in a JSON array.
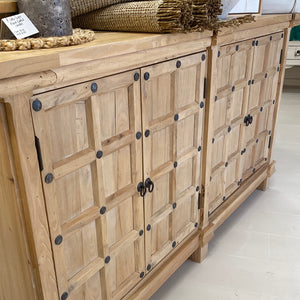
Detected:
[
  {"left": 174, "top": 114, "right": 179, "bottom": 121},
  {"left": 281, "top": 33, "right": 284, "bottom": 38},
  {"left": 172, "top": 241, "right": 176, "bottom": 248},
  {"left": 91, "top": 82, "right": 98, "bottom": 93},
  {"left": 195, "top": 222, "right": 198, "bottom": 228},
  {"left": 277, "top": 67, "right": 280, "bottom": 72},
  {"left": 269, "top": 130, "right": 271, "bottom": 135},
  {"left": 134, "top": 72, "right": 140, "bottom": 81},
  {"left": 145, "top": 129, "right": 150, "bottom": 137},
  {"left": 265, "top": 158, "right": 268, "bottom": 161},
  {"left": 96, "top": 150, "right": 103, "bottom": 159},
  {"left": 174, "top": 161, "right": 178, "bottom": 168},
  {"left": 232, "top": 86, "right": 235, "bottom": 92},
  {"left": 228, "top": 126, "right": 231, "bottom": 133},
  {"left": 200, "top": 101, "right": 204, "bottom": 108},
  {"left": 236, "top": 45, "right": 239, "bottom": 51},
  {"left": 265, "top": 73, "right": 268, "bottom": 78},
  {"left": 140, "top": 272, "right": 145, "bottom": 278},
  {"left": 105, "top": 256, "right": 111, "bottom": 264},
  {"left": 198, "top": 146, "right": 202, "bottom": 152},
  {"left": 273, "top": 100, "right": 275, "bottom": 105},
  {"left": 139, "top": 230, "right": 144, "bottom": 236},
  {"left": 61, "top": 292, "right": 68, "bottom": 300},
  {"left": 252, "top": 79, "right": 255, "bottom": 85},
  {"left": 45, "top": 173, "right": 54, "bottom": 184},
  {"left": 222, "top": 196, "right": 226, "bottom": 201},
  {"left": 215, "top": 96, "right": 218, "bottom": 101},
  {"left": 270, "top": 36, "right": 273, "bottom": 41},
  {"left": 176, "top": 60, "right": 181, "bottom": 68},
  {"left": 260, "top": 107, "right": 263, "bottom": 112},
  {"left": 210, "top": 176, "right": 212, "bottom": 182},
  {"left": 144, "top": 72, "right": 150, "bottom": 80},
  {"left": 252, "top": 41, "right": 255, "bottom": 47},
  {"left": 196, "top": 186, "right": 200, "bottom": 192},
  {"left": 173, "top": 202, "right": 177, "bottom": 209},
  {"left": 248, "top": 80, "right": 251, "bottom": 86},
  {"left": 256, "top": 139, "right": 259, "bottom": 144},
  {"left": 201, "top": 54, "right": 206, "bottom": 61},
  {"left": 253, "top": 168, "right": 256, "bottom": 173},
  {"left": 147, "top": 264, "right": 151, "bottom": 271},
  {"left": 256, "top": 40, "right": 259, "bottom": 46},
  {"left": 55, "top": 235, "right": 63, "bottom": 245},
  {"left": 212, "top": 138, "right": 215, "bottom": 144},
  {"left": 146, "top": 224, "right": 151, "bottom": 231},
  {"left": 136, "top": 132, "right": 142, "bottom": 140},
  {"left": 100, "top": 206, "right": 106, "bottom": 215},
  {"left": 32, "top": 99, "right": 42, "bottom": 112},
  {"left": 225, "top": 162, "right": 228, "bottom": 167},
  {"left": 218, "top": 50, "right": 221, "bottom": 57}
]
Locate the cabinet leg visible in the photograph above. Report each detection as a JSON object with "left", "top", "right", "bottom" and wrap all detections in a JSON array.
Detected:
[
  {"left": 257, "top": 177, "right": 269, "bottom": 191},
  {"left": 189, "top": 244, "right": 208, "bottom": 263}
]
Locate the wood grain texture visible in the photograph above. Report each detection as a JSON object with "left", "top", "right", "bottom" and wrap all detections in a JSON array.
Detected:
[
  {"left": 0, "top": 1, "right": 17, "bottom": 13},
  {"left": 0, "top": 103, "right": 36, "bottom": 300}
]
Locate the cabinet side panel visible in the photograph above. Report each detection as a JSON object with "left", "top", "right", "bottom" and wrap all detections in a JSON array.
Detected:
[{"left": 0, "top": 104, "right": 36, "bottom": 300}]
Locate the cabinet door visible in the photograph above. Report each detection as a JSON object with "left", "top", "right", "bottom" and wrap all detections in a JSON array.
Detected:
[
  {"left": 141, "top": 53, "right": 206, "bottom": 270},
  {"left": 31, "top": 70, "right": 144, "bottom": 300},
  {"left": 208, "top": 39, "right": 253, "bottom": 214},
  {"left": 241, "top": 32, "right": 283, "bottom": 181}
]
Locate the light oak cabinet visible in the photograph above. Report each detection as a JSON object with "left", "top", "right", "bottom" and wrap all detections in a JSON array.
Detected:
[
  {"left": 207, "top": 32, "right": 283, "bottom": 215},
  {"left": 28, "top": 52, "right": 206, "bottom": 300}
]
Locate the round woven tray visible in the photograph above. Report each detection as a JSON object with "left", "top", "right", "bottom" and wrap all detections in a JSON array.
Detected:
[{"left": 0, "top": 28, "right": 95, "bottom": 51}]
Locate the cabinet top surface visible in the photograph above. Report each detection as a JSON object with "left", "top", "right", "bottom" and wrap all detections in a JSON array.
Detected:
[
  {"left": 294, "top": 13, "right": 300, "bottom": 26},
  {"left": 0, "top": 30, "right": 212, "bottom": 81}
]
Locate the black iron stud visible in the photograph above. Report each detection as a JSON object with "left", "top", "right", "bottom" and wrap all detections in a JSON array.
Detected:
[
  {"left": 32, "top": 99, "right": 42, "bottom": 112},
  {"left": 55, "top": 235, "right": 63, "bottom": 245},
  {"left": 252, "top": 79, "right": 255, "bottom": 85},
  {"left": 225, "top": 162, "right": 228, "bottom": 167},
  {"left": 248, "top": 80, "right": 251, "bottom": 86},
  {"left": 270, "top": 36, "right": 273, "bottom": 41},
  {"left": 45, "top": 173, "right": 54, "bottom": 184},
  {"left": 215, "top": 96, "right": 218, "bottom": 101},
  {"left": 260, "top": 107, "right": 263, "bottom": 112},
  {"left": 222, "top": 196, "right": 226, "bottom": 201},
  {"left": 196, "top": 186, "right": 200, "bottom": 192},
  {"left": 200, "top": 101, "right": 204, "bottom": 108},
  {"left": 232, "top": 86, "right": 235, "bottom": 92},
  {"left": 228, "top": 126, "right": 231, "bottom": 133},
  {"left": 273, "top": 100, "right": 275, "bottom": 104},
  {"left": 91, "top": 82, "right": 98, "bottom": 93},
  {"left": 218, "top": 51, "right": 221, "bottom": 57},
  {"left": 144, "top": 72, "right": 150, "bottom": 80},
  {"left": 147, "top": 224, "right": 151, "bottom": 231},
  {"left": 173, "top": 202, "right": 177, "bottom": 209},
  {"left": 256, "top": 139, "right": 259, "bottom": 144},
  {"left": 256, "top": 40, "right": 259, "bottom": 46},
  {"left": 140, "top": 272, "right": 145, "bottom": 278},
  {"left": 265, "top": 158, "right": 268, "bottom": 161},
  {"left": 147, "top": 264, "right": 151, "bottom": 271},
  {"left": 252, "top": 41, "right": 255, "bottom": 47},
  {"left": 61, "top": 292, "right": 68, "bottom": 300},
  {"left": 195, "top": 222, "right": 198, "bottom": 228},
  {"left": 105, "top": 256, "right": 111, "bottom": 264},
  {"left": 269, "top": 130, "right": 271, "bottom": 135},
  {"left": 202, "top": 54, "right": 206, "bottom": 61},
  {"left": 145, "top": 129, "right": 150, "bottom": 137},
  {"left": 198, "top": 146, "right": 202, "bottom": 152},
  {"left": 210, "top": 176, "right": 212, "bottom": 182},
  {"left": 236, "top": 45, "right": 239, "bottom": 51},
  {"left": 134, "top": 73, "right": 140, "bottom": 81},
  {"left": 96, "top": 150, "right": 103, "bottom": 159},
  {"left": 212, "top": 138, "right": 215, "bottom": 144},
  {"left": 174, "top": 161, "right": 178, "bottom": 168},
  {"left": 100, "top": 206, "right": 106, "bottom": 215},
  {"left": 139, "top": 230, "right": 144, "bottom": 236},
  {"left": 281, "top": 33, "right": 284, "bottom": 38},
  {"left": 172, "top": 241, "right": 176, "bottom": 248},
  {"left": 174, "top": 114, "right": 179, "bottom": 121},
  {"left": 277, "top": 67, "right": 280, "bottom": 72},
  {"left": 253, "top": 168, "right": 256, "bottom": 173},
  {"left": 265, "top": 73, "right": 268, "bottom": 78},
  {"left": 176, "top": 60, "right": 181, "bottom": 68},
  {"left": 136, "top": 132, "right": 142, "bottom": 140}
]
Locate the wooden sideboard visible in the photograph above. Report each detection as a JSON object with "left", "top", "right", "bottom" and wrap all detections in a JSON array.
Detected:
[{"left": 0, "top": 14, "right": 293, "bottom": 300}]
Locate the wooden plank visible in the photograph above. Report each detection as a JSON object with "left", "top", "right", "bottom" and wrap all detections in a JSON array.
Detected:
[
  {"left": 0, "top": 1, "right": 17, "bottom": 13},
  {"left": 4, "top": 93, "right": 59, "bottom": 300},
  {"left": 293, "top": 13, "right": 300, "bottom": 26},
  {"left": 0, "top": 103, "right": 37, "bottom": 300}
]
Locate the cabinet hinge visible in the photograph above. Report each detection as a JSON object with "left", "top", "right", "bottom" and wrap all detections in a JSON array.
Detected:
[
  {"left": 198, "top": 193, "right": 201, "bottom": 209},
  {"left": 279, "top": 49, "right": 283, "bottom": 65},
  {"left": 203, "top": 77, "right": 207, "bottom": 99},
  {"left": 268, "top": 136, "right": 272, "bottom": 149},
  {"left": 35, "top": 136, "right": 44, "bottom": 171}
]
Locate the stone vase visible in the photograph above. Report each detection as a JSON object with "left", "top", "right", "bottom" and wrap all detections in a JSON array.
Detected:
[{"left": 17, "top": 0, "right": 73, "bottom": 37}]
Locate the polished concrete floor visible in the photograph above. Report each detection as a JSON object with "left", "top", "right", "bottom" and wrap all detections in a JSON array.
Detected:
[{"left": 150, "top": 87, "right": 300, "bottom": 300}]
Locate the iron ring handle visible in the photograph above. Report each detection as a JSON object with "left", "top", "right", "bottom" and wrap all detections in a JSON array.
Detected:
[
  {"left": 145, "top": 178, "right": 154, "bottom": 193},
  {"left": 137, "top": 182, "right": 147, "bottom": 197}
]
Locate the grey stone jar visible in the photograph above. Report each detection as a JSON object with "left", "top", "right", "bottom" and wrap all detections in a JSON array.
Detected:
[{"left": 17, "top": 0, "right": 73, "bottom": 37}]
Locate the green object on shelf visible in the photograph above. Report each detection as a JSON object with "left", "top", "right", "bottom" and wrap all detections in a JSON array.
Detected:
[{"left": 290, "top": 25, "right": 300, "bottom": 41}]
